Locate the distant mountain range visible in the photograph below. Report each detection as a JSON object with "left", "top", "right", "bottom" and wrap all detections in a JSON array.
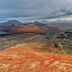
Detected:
[
  {"left": 0, "top": 20, "right": 23, "bottom": 26},
  {"left": 0, "top": 20, "right": 49, "bottom": 31},
  {"left": 0, "top": 20, "right": 23, "bottom": 32},
  {"left": 0, "top": 19, "right": 72, "bottom": 32}
]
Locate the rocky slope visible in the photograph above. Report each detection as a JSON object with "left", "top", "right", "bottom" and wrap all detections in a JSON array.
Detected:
[{"left": 0, "top": 42, "right": 72, "bottom": 72}]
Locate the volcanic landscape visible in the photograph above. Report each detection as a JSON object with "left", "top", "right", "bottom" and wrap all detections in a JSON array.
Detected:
[{"left": 0, "top": 20, "right": 72, "bottom": 72}]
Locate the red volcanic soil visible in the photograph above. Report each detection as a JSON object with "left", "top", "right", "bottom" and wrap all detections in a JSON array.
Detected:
[
  {"left": 0, "top": 43, "right": 72, "bottom": 72},
  {"left": 10, "top": 24, "right": 44, "bottom": 33},
  {"left": 10, "top": 24, "right": 58, "bottom": 33}
]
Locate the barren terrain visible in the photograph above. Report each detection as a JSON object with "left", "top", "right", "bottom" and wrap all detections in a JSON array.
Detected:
[{"left": 0, "top": 32, "right": 72, "bottom": 72}]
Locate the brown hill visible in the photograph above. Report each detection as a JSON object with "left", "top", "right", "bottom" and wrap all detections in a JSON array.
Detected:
[
  {"left": 10, "top": 24, "right": 45, "bottom": 33},
  {"left": 10, "top": 24, "right": 61, "bottom": 33}
]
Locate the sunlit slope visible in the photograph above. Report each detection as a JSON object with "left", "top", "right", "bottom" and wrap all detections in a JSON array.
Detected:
[{"left": 10, "top": 24, "right": 43, "bottom": 33}]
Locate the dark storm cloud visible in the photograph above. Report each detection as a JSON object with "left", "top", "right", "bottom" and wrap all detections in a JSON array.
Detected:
[{"left": 0, "top": 0, "right": 72, "bottom": 18}]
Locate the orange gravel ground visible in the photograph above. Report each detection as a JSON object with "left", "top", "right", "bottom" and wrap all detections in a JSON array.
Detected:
[{"left": 0, "top": 43, "right": 72, "bottom": 72}]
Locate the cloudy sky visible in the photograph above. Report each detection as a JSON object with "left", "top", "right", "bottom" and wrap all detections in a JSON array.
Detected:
[{"left": 0, "top": 0, "right": 72, "bottom": 21}]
